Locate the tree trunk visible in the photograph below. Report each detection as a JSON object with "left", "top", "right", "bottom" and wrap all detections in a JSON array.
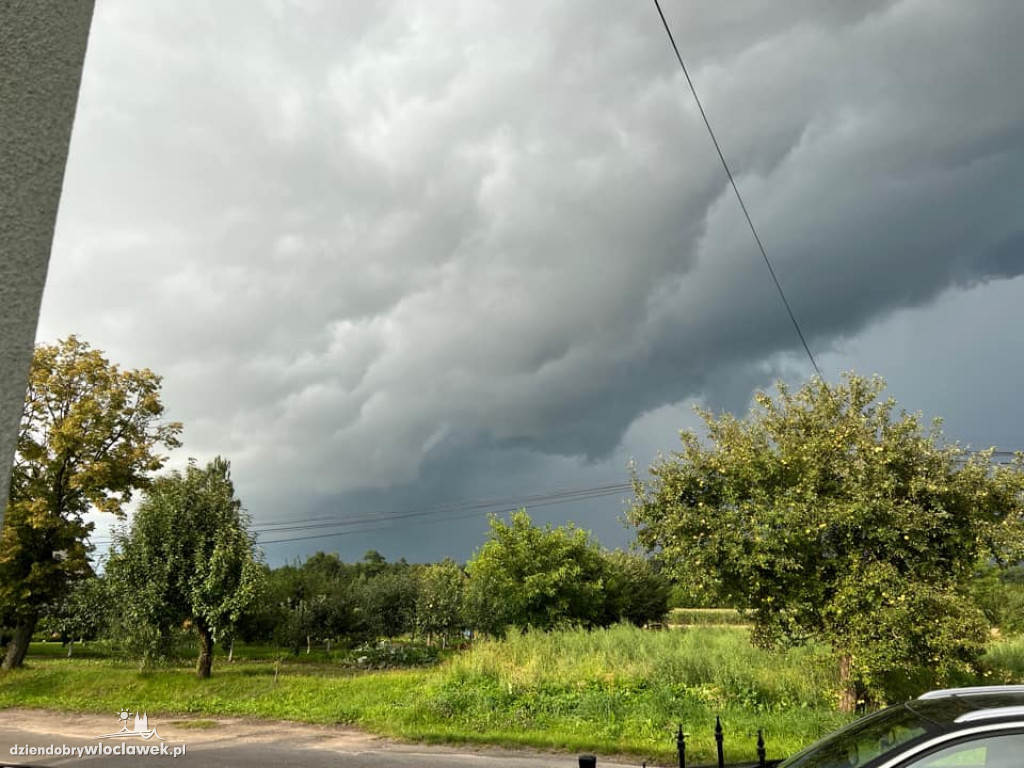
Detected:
[
  {"left": 2, "top": 615, "right": 38, "bottom": 670},
  {"left": 306, "top": 635, "right": 311, "bottom": 654},
  {"left": 326, "top": 638, "right": 331, "bottom": 653},
  {"left": 227, "top": 638, "right": 234, "bottom": 663},
  {"left": 196, "top": 623, "right": 214, "bottom": 679},
  {"left": 838, "top": 653, "right": 856, "bottom": 713}
]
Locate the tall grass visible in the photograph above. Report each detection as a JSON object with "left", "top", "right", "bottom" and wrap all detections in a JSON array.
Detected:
[
  {"left": 668, "top": 608, "right": 748, "bottom": 627},
  {"left": 443, "top": 625, "right": 835, "bottom": 706},
  {"left": 408, "top": 625, "right": 847, "bottom": 762},
  {"left": 981, "top": 635, "right": 1024, "bottom": 681}
]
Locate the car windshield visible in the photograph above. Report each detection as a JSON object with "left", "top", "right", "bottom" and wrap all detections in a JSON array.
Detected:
[{"left": 780, "top": 705, "right": 936, "bottom": 768}]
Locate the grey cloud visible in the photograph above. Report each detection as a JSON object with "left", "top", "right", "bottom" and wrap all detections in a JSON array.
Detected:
[{"left": 39, "top": 0, "right": 1024, "bottom": 558}]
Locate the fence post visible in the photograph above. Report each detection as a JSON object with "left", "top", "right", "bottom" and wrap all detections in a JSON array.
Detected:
[
  {"left": 578, "top": 755, "right": 597, "bottom": 768},
  {"left": 676, "top": 723, "right": 686, "bottom": 768},
  {"left": 715, "top": 716, "right": 724, "bottom": 768},
  {"left": 757, "top": 729, "right": 766, "bottom": 768}
]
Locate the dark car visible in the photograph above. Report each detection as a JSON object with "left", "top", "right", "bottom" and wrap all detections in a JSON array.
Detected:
[{"left": 778, "top": 685, "right": 1024, "bottom": 768}]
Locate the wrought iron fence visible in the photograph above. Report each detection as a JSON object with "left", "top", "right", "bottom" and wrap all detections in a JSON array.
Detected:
[{"left": 577, "top": 715, "right": 782, "bottom": 768}]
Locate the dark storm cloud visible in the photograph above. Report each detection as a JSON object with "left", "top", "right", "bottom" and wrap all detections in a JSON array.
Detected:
[{"left": 41, "top": 0, "right": 1024, "bottom": 558}]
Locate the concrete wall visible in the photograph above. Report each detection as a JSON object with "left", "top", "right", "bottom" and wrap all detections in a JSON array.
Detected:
[{"left": 0, "top": 1, "right": 96, "bottom": 529}]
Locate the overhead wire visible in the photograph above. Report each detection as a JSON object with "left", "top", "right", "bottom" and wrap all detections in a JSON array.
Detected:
[
  {"left": 252, "top": 484, "right": 630, "bottom": 537},
  {"left": 86, "top": 480, "right": 635, "bottom": 548},
  {"left": 256, "top": 485, "right": 632, "bottom": 545},
  {"left": 250, "top": 482, "right": 631, "bottom": 532},
  {"left": 651, "top": 0, "right": 822, "bottom": 378}
]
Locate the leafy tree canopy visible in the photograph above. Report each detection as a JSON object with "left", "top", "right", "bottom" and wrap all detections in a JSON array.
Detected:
[
  {"left": 466, "top": 509, "right": 607, "bottom": 635},
  {"left": 356, "top": 568, "right": 420, "bottom": 639},
  {"left": 417, "top": 558, "right": 468, "bottom": 644},
  {"left": 628, "top": 373, "right": 1024, "bottom": 707},
  {"left": 106, "top": 457, "right": 263, "bottom": 677},
  {"left": 601, "top": 550, "right": 670, "bottom": 628},
  {"left": 0, "top": 336, "right": 181, "bottom": 669}
]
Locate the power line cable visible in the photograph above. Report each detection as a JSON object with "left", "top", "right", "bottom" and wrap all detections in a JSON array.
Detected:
[
  {"left": 651, "top": 0, "right": 822, "bottom": 378},
  {"left": 91, "top": 486, "right": 632, "bottom": 548},
  {"left": 256, "top": 485, "right": 633, "bottom": 546},
  {"left": 247, "top": 484, "right": 630, "bottom": 538},
  {"left": 249, "top": 482, "right": 632, "bottom": 531},
  {"left": 86, "top": 480, "right": 635, "bottom": 547},
  {"left": 258, "top": 491, "right": 628, "bottom": 535}
]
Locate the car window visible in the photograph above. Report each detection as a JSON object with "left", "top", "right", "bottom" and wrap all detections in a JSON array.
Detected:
[
  {"left": 903, "top": 733, "right": 1024, "bottom": 768},
  {"left": 781, "top": 706, "right": 933, "bottom": 768}
]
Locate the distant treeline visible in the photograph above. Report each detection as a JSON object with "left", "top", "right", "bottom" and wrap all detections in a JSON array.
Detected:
[{"left": 32, "top": 511, "right": 671, "bottom": 654}]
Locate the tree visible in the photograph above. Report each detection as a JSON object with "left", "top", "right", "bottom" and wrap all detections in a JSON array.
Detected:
[
  {"left": 277, "top": 595, "right": 330, "bottom": 655},
  {"left": 356, "top": 567, "right": 420, "bottom": 639},
  {"left": 416, "top": 558, "right": 468, "bottom": 646},
  {"left": 301, "top": 551, "right": 352, "bottom": 584},
  {"left": 357, "top": 550, "right": 388, "bottom": 578},
  {"left": 465, "top": 510, "right": 608, "bottom": 636},
  {"left": 266, "top": 560, "right": 366, "bottom": 654},
  {"left": 41, "top": 574, "right": 109, "bottom": 654},
  {"left": 0, "top": 336, "right": 182, "bottom": 670},
  {"left": 601, "top": 550, "right": 670, "bottom": 627},
  {"left": 106, "top": 457, "right": 263, "bottom": 678},
  {"left": 628, "top": 374, "right": 1024, "bottom": 709}
]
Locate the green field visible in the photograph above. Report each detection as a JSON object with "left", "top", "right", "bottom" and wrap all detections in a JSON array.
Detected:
[{"left": 5, "top": 626, "right": 1024, "bottom": 765}]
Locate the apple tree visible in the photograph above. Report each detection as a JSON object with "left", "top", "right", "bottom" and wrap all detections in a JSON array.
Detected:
[{"left": 628, "top": 374, "right": 1024, "bottom": 709}]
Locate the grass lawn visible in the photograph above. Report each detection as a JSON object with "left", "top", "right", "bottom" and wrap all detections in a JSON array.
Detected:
[{"left": 5, "top": 626, "right": 1024, "bottom": 765}]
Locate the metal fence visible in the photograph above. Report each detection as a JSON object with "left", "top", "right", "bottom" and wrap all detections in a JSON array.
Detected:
[{"left": 577, "top": 715, "right": 781, "bottom": 768}]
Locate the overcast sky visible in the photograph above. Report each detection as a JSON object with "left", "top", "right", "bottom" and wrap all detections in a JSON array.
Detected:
[{"left": 38, "top": 0, "right": 1024, "bottom": 566}]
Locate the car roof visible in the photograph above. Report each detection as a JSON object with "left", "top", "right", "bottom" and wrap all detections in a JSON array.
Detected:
[{"left": 905, "top": 687, "right": 1024, "bottom": 728}]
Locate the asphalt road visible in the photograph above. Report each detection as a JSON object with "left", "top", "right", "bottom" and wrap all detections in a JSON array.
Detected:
[{"left": 0, "top": 711, "right": 640, "bottom": 768}]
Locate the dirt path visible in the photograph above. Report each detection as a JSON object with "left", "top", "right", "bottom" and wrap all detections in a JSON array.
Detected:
[
  {"left": 0, "top": 708, "right": 640, "bottom": 766},
  {"left": 2, "top": 708, "right": 384, "bottom": 749}
]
